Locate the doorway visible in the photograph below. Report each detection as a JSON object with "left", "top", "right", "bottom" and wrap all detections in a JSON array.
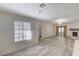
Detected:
[
  {"left": 56, "top": 26, "right": 67, "bottom": 36},
  {"left": 38, "top": 25, "right": 42, "bottom": 42}
]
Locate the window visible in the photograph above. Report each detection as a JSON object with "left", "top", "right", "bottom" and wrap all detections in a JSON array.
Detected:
[{"left": 14, "top": 21, "right": 32, "bottom": 42}]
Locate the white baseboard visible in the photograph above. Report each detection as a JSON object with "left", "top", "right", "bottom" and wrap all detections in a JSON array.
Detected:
[{"left": 43, "top": 35, "right": 56, "bottom": 39}]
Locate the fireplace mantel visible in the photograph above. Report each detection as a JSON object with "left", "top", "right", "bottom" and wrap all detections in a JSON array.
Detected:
[{"left": 69, "top": 28, "right": 79, "bottom": 31}]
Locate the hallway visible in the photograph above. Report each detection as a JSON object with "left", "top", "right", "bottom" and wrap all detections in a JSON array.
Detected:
[{"left": 6, "top": 36, "right": 75, "bottom": 56}]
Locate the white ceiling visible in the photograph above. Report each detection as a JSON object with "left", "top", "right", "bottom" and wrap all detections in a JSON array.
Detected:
[{"left": 0, "top": 3, "right": 79, "bottom": 22}]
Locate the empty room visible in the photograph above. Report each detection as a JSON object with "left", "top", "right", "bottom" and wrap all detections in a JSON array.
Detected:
[{"left": 0, "top": 3, "right": 79, "bottom": 56}]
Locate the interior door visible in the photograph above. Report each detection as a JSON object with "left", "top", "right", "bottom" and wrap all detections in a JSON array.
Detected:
[
  {"left": 39, "top": 25, "right": 42, "bottom": 41},
  {"left": 56, "top": 26, "right": 58, "bottom": 36}
]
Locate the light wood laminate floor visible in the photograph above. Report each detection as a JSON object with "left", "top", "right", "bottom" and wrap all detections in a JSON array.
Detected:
[{"left": 6, "top": 36, "right": 75, "bottom": 56}]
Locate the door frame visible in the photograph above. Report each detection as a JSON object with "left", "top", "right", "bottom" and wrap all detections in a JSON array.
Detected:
[{"left": 56, "top": 26, "right": 67, "bottom": 36}]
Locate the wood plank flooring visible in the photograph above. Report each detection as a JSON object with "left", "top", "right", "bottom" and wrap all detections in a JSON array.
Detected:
[{"left": 6, "top": 36, "right": 75, "bottom": 56}]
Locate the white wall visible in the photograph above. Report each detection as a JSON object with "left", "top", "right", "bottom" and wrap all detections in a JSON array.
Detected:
[
  {"left": 0, "top": 12, "right": 40, "bottom": 55},
  {"left": 42, "top": 23, "right": 55, "bottom": 38}
]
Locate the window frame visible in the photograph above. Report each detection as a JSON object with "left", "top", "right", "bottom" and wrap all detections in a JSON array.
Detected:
[{"left": 14, "top": 21, "right": 32, "bottom": 42}]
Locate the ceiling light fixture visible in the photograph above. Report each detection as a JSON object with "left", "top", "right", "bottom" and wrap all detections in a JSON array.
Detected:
[{"left": 39, "top": 3, "right": 46, "bottom": 13}]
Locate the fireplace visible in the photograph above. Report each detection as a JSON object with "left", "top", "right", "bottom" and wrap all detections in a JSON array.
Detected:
[{"left": 72, "top": 32, "right": 78, "bottom": 37}]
